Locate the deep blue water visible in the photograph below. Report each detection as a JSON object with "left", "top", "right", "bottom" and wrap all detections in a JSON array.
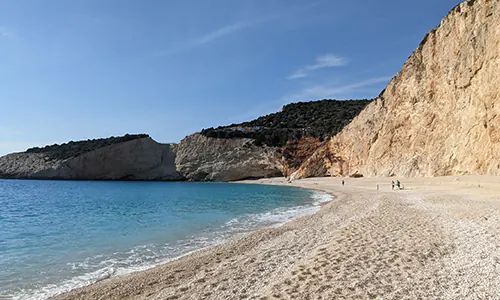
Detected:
[{"left": 0, "top": 180, "right": 331, "bottom": 300}]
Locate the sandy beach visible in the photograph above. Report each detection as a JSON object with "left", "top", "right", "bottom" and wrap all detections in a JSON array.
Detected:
[{"left": 53, "top": 175, "right": 500, "bottom": 299}]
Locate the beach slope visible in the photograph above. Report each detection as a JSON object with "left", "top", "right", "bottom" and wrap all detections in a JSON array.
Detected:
[{"left": 54, "top": 175, "right": 500, "bottom": 299}]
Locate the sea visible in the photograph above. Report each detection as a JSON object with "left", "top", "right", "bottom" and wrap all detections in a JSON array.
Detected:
[{"left": 0, "top": 179, "right": 332, "bottom": 300}]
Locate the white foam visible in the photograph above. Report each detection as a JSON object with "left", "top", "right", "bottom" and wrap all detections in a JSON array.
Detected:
[
  {"left": 221, "top": 190, "right": 334, "bottom": 231},
  {"left": 310, "top": 191, "right": 334, "bottom": 205},
  {"left": 11, "top": 267, "right": 116, "bottom": 300},
  {"left": 9, "top": 245, "right": 210, "bottom": 300}
]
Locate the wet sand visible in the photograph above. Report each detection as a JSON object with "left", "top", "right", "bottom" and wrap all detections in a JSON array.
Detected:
[{"left": 54, "top": 175, "right": 500, "bottom": 299}]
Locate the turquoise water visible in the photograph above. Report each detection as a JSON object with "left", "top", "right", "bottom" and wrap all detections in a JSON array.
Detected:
[{"left": 0, "top": 180, "right": 331, "bottom": 300}]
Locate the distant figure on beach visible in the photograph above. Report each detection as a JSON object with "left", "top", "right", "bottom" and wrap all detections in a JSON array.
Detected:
[
  {"left": 397, "top": 180, "right": 401, "bottom": 189},
  {"left": 342, "top": 180, "right": 345, "bottom": 186},
  {"left": 391, "top": 181, "right": 395, "bottom": 190}
]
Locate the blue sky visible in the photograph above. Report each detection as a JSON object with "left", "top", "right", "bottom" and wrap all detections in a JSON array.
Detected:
[{"left": 0, "top": 0, "right": 462, "bottom": 155}]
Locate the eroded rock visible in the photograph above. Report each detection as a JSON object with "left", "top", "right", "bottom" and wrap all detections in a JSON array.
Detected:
[
  {"left": 0, "top": 137, "right": 182, "bottom": 180},
  {"left": 175, "top": 134, "right": 283, "bottom": 181}
]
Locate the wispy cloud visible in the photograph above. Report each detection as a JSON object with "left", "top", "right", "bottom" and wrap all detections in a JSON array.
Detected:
[
  {"left": 282, "top": 76, "right": 392, "bottom": 103},
  {"left": 191, "top": 20, "right": 262, "bottom": 47},
  {"left": 157, "top": 19, "right": 264, "bottom": 56},
  {"left": 288, "top": 53, "right": 348, "bottom": 79},
  {"left": 158, "top": 2, "right": 323, "bottom": 56}
]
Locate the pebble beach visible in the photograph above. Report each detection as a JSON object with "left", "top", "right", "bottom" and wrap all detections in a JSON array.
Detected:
[{"left": 54, "top": 175, "right": 500, "bottom": 299}]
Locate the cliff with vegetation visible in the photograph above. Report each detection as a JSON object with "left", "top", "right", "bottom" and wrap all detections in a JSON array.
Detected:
[
  {"left": 0, "top": 99, "right": 367, "bottom": 182},
  {"left": 292, "top": 0, "right": 500, "bottom": 179},
  {"left": 177, "top": 100, "right": 370, "bottom": 180},
  {"left": 201, "top": 100, "right": 370, "bottom": 147},
  {"left": 0, "top": 136, "right": 181, "bottom": 180},
  {"left": 24, "top": 134, "right": 149, "bottom": 161}
]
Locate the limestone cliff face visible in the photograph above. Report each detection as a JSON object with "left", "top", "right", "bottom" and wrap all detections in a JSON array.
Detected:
[
  {"left": 0, "top": 138, "right": 182, "bottom": 180},
  {"left": 175, "top": 134, "right": 283, "bottom": 181},
  {"left": 292, "top": 0, "right": 500, "bottom": 179},
  {"left": 0, "top": 134, "right": 283, "bottom": 182}
]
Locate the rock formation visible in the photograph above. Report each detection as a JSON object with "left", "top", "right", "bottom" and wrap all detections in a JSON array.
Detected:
[
  {"left": 174, "top": 134, "right": 283, "bottom": 181},
  {"left": 0, "top": 134, "right": 284, "bottom": 182},
  {"left": 0, "top": 137, "right": 182, "bottom": 180},
  {"left": 292, "top": 0, "right": 500, "bottom": 179},
  {"left": 280, "top": 137, "right": 326, "bottom": 177},
  {"left": 0, "top": 97, "right": 368, "bottom": 182}
]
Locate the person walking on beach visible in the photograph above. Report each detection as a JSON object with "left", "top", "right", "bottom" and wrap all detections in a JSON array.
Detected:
[
  {"left": 397, "top": 180, "right": 401, "bottom": 189},
  {"left": 342, "top": 180, "right": 345, "bottom": 186},
  {"left": 391, "top": 181, "right": 395, "bottom": 190}
]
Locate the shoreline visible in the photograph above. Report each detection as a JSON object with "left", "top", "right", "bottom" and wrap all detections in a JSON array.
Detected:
[
  {"left": 45, "top": 179, "right": 337, "bottom": 300},
  {"left": 53, "top": 175, "right": 500, "bottom": 299},
  {"left": 15, "top": 181, "right": 330, "bottom": 300}
]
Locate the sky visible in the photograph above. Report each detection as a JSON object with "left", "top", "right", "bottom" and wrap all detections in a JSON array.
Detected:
[{"left": 0, "top": 0, "right": 463, "bottom": 155}]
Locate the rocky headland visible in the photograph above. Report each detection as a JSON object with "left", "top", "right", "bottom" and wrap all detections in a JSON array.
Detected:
[{"left": 0, "top": 136, "right": 181, "bottom": 181}]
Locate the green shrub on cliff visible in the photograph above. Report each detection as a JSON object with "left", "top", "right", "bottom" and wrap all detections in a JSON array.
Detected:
[
  {"left": 26, "top": 134, "right": 149, "bottom": 161},
  {"left": 200, "top": 99, "right": 371, "bottom": 147}
]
